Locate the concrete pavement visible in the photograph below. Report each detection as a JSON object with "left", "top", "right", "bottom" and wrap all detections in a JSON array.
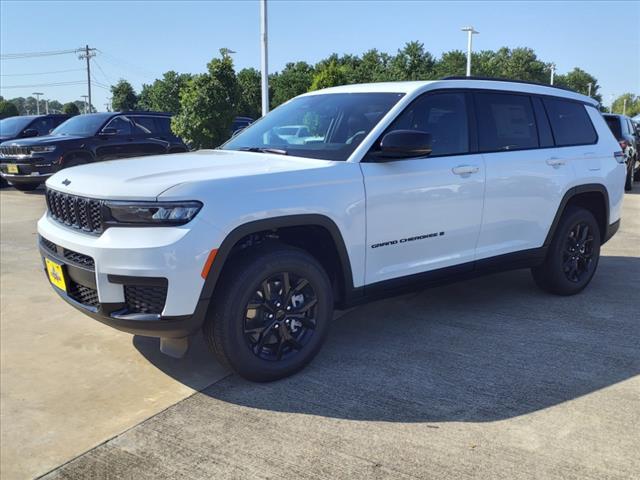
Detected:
[
  {"left": 1, "top": 186, "right": 638, "bottom": 479},
  {"left": 42, "top": 188, "right": 640, "bottom": 479}
]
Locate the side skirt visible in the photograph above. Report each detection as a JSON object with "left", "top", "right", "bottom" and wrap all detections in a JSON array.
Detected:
[{"left": 341, "top": 247, "right": 547, "bottom": 308}]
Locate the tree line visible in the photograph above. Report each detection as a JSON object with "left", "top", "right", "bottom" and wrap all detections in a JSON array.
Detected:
[
  {"left": 3, "top": 42, "right": 639, "bottom": 138},
  {"left": 0, "top": 96, "right": 95, "bottom": 118}
]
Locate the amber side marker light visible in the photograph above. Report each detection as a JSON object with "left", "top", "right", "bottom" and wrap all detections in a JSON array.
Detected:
[{"left": 201, "top": 249, "right": 218, "bottom": 279}]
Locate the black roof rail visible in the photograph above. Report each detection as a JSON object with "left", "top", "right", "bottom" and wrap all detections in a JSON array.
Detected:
[
  {"left": 117, "top": 111, "right": 173, "bottom": 116},
  {"left": 441, "top": 76, "right": 578, "bottom": 94}
]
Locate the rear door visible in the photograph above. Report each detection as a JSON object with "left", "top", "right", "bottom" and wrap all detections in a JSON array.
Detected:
[
  {"left": 361, "top": 91, "right": 486, "bottom": 285},
  {"left": 130, "top": 116, "right": 169, "bottom": 156},
  {"left": 474, "top": 92, "right": 584, "bottom": 260},
  {"left": 95, "top": 115, "right": 135, "bottom": 160}
]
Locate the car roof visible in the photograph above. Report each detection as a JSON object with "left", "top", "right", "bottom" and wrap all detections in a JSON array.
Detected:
[{"left": 302, "top": 78, "right": 598, "bottom": 106}]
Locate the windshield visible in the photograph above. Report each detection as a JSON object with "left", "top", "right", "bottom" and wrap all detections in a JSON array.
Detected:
[
  {"left": 51, "top": 115, "right": 107, "bottom": 136},
  {"left": 222, "top": 92, "right": 405, "bottom": 161},
  {"left": 0, "top": 116, "right": 33, "bottom": 137}
]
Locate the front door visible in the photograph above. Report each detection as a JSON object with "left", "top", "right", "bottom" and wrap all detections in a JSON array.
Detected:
[{"left": 361, "top": 91, "right": 485, "bottom": 286}]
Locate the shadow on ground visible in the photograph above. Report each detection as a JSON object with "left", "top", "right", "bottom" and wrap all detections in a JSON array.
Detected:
[{"left": 136, "top": 255, "right": 640, "bottom": 423}]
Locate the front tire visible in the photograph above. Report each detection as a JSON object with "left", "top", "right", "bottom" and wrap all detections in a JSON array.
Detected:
[
  {"left": 204, "top": 243, "right": 333, "bottom": 382},
  {"left": 532, "top": 207, "right": 601, "bottom": 295}
]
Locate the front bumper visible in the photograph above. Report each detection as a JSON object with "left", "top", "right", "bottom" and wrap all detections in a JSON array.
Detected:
[
  {"left": 0, "top": 158, "right": 57, "bottom": 183},
  {"left": 37, "top": 212, "right": 220, "bottom": 338}
]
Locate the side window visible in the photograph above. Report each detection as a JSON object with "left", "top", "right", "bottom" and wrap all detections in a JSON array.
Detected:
[
  {"left": 155, "top": 116, "right": 172, "bottom": 134},
  {"left": 475, "top": 93, "right": 538, "bottom": 152},
  {"left": 531, "top": 97, "right": 554, "bottom": 148},
  {"left": 386, "top": 92, "right": 469, "bottom": 156},
  {"left": 542, "top": 97, "right": 597, "bottom": 146},
  {"left": 104, "top": 116, "right": 132, "bottom": 135},
  {"left": 30, "top": 117, "right": 54, "bottom": 135},
  {"left": 132, "top": 116, "right": 159, "bottom": 135}
]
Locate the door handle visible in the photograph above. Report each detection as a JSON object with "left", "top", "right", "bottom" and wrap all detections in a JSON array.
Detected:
[
  {"left": 546, "top": 157, "right": 566, "bottom": 167},
  {"left": 452, "top": 165, "right": 479, "bottom": 175}
]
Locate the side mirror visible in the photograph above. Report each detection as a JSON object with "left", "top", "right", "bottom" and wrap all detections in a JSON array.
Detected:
[
  {"left": 373, "top": 130, "right": 432, "bottom": 160},
  {"left": 99, "top": 127, "right": 117, "bottom": 137},
  {"left": 21, "top": 129, "right": 39, "bottom": 138}
]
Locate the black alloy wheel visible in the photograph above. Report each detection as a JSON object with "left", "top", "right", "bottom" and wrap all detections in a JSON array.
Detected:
[{"left": 562, "top": 222, "right": 595, "bottom": 283}]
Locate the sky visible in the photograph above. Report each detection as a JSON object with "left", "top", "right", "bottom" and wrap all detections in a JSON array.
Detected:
[{"left": 1, "top": 0, "right": 639, "bottom": 112}]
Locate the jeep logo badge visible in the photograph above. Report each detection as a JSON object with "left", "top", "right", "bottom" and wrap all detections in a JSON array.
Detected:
[{"left": 62, "top": 179, "right": 71, "bottom": 186}]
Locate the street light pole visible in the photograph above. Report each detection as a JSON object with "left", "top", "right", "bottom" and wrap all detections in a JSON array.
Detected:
[
  {"left": 81, "top": 95, "right": 89, "bottom": 114},
  {"left": 45, "top": 99, "right": 49, "bottom": 114},
  {"left": 587, "top": 82, "right": 592, "bottom": 97},
  {"left": 260, "top": 0, "right": 269, "bottom": 116},
  {"left": 623, "top": 98, "right": 627, "bottom": 116},
  {"left": 549, "top": 64, "right": 555, "bottom": 85},
  {"left": 32, "top": 92, "right": 44, "bottom": 115},
  {"left": 461, "top": 26, "right": 479, "bottom": 77}
]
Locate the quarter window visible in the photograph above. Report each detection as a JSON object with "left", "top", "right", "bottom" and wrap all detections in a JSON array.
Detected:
[
  {"left": 543, "top": 98, "right": 597, "bottom": 146},
  {"left": 385, "top": 92, "right": 469, "bottom": 156},
  {"left": 475, "top": 93, "right": 538, "bottom": 152}
]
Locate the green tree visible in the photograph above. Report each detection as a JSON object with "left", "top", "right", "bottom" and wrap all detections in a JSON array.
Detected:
[
  {"left": 434, "top": 50, "right": 467, "bottom": 78},
  {"left": 48, "top": 100, "right": 63, "bottom": 113},
  {"left": 555, "top": 68, "right": 602, "bottom": 103},
  {"left": 236, "top": 68, "right": 261, "bottom": 118},
  {"left": 62, "top": 102, "right": 80, "bottom": 116},
  {"left": 110, "top": 79, "right": 139, "bottom": 111},
  {"left": 172, "top": 49, "right": 239, "bottom": 149},
  {"left": 310, "top": 59, "right": 348, "bottom": 90},
  {"left": 138, "top": 71, "right": 191, "bottom": 114},
  {"left": 352, "top": 49, "right": 393, "bottom": 83},
  {"left": 0, "top": 100, "right": 19, "bottom": 119},
  {"left": 270, "top": 61, "right": 315, "bottom": 108},
  {"left": 389, "top": 41, "right": 435, "bottom": 80},
  {"left": 611, "top": 93, "right": 640, "bottom": 117}
]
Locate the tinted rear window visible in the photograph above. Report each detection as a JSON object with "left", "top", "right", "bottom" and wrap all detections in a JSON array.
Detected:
[
  {"left": 544, "top": 98, "right": 597, "bottom": 146},
  {"left": 475, "top": 93, "right": 538, "bottom": 152}
]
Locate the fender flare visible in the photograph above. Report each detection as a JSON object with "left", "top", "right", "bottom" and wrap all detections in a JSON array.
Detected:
[
  {"left": 543, "top": 183, "right": 609, "bottom": 247},
  {"left": 200, "top": 214, "right": 357, "bottom": 303},
  {"left": 61, "top": 149, "right": 95, "bottom": 165}
]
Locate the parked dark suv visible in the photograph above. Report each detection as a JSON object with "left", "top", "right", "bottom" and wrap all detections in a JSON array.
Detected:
[
  {"left": 0, "top": 114, "right": 70, "bottom": 143},
  {"left": 0, "top": 112, "right": 188, "bottom": 191},
  {"left": 603, "top": 113, "right": 639, "bottom": 190}
]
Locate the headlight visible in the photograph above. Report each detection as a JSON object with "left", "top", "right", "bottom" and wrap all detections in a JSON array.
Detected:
[
  {"left": 106, "top": 201, "right": 202, "bottom": 225},
  {"left": 30, "top": 146, "right": 56, "bottom": 153}
]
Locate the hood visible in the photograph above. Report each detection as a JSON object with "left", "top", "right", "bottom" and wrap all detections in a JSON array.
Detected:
[
  {"left": 1, "top": 134, "right": 84, "bottom": 147},
  {"left": 46, "top": 149, "right": 334, "bottom": 200}
]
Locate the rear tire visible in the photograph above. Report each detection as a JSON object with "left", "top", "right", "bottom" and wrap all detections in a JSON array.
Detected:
[
  {"left": 203, "top": 243, "right": 333, "bottom": 382},
  {"left": 11, "top": 182, "right": 40, "bottom": 191},
  {"left": 532, "top": 207, "right": 601, "bottom": 295}
]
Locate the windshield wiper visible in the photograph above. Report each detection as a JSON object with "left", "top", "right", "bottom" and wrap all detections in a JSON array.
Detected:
[{"left": 238, "top": 147, "right": 288, "bottom": 155}]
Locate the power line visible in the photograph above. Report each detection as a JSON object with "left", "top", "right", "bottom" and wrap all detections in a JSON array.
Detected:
[
  {"left": 0, "top": 80, "right": 86, "bottom": 89},
  {"left": 1, "top": 68, "right": 84, "bottom": 77},
  {"left": 1, "top": 49, "right": 78, "bottom": 59}
]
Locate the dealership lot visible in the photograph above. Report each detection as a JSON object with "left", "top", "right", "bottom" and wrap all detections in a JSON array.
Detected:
[{"left": 1, "top": 187, "right": 638, "bottom": 479}]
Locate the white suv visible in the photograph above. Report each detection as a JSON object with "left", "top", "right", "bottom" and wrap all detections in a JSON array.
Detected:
[{"left": 38, "top": 79, "right": 626, "bottom": 381}]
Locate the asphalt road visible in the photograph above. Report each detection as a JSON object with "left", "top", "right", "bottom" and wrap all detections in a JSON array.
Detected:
[{"left": 1, "top": 186, "right": 639, "bottom": 480}]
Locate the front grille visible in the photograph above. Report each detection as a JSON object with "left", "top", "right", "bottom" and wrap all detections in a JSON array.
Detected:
[
  {"left": 0, "top": 145, "right": 31, "bottom": 156},
  {"left": 39, "top": 236, "right": 95, "bottom": 268},
  {"left": 46, "top": 189, "right": 103, "bottom": 234},
  {"left": 125, "top": 283, "right": 168, "bottom": 315},
  {"left": 68, "top": 281, "right": 99, "bottom": 308},
  {"left": 63, "top": 249, "right": 95, "bottom": 268}
]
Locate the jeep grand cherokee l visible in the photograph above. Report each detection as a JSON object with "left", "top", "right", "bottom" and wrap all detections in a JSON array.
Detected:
[
  {"left": 37, "top": 79, "right": 625, "bottom": 381},
  {"left": 0, "top": 111, "right": 187, "bottom": 191}
]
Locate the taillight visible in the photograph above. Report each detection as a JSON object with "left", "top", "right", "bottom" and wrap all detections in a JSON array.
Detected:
[{"left": 614, "top": 151, "right": 626, "bottom": 163}]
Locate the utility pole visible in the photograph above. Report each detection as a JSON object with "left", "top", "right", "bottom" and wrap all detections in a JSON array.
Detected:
[
  {"left": 78, "top": 45, "right": 96, "bottom": 113},
  {"left": 81, "top": 95, "right": 89, "bottom": 114},
  {"left": 45, "top": 99, "right": 49, "bottom": 114},
  {"left": 587, "top": 82, "right": 592, "bottom": 97},
  {"left": 461, "top": 26, "right": 479, "bottom": 77},
  {"left": 549, "top": 64, "right": 556, "bottom": 85},
  {"left": 32, "top": 92, "right": 44, "bottom": 115},
  {"left": 260, "top": 0, "right": 269, "bottom": 116}
]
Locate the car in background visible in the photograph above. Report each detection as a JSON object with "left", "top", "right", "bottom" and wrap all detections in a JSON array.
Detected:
[
  {"left": 0, "top": 114, "right": 70, "bottom": 187},
  {"left": 603, "top": 113, "right": 639, "bottom": 190},
  {"left": 0, "top": 111, "right": 188, "bottom": 191},
  {"left": 231, "top": 116, "right": 254, "bottom": 136}
]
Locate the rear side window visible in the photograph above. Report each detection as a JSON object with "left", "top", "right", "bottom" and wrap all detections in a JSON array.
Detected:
[
  {"left": 386, "top": 92, "right": 469, "bottom": 156},
  {"left": 475, "top": 93, "right": 538, "bottom": 152},
  {"left": 29, "top": 117, "right": 54, "bottom": 135},
  {"left": 133, "top": 116, "right": 159, "bottom": 134},
  {"left": 543, "top": 98, "right": 597, "bottom": 146},
  {"left": 154, "top": 116, "right": 172, "bottom": 134}
]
